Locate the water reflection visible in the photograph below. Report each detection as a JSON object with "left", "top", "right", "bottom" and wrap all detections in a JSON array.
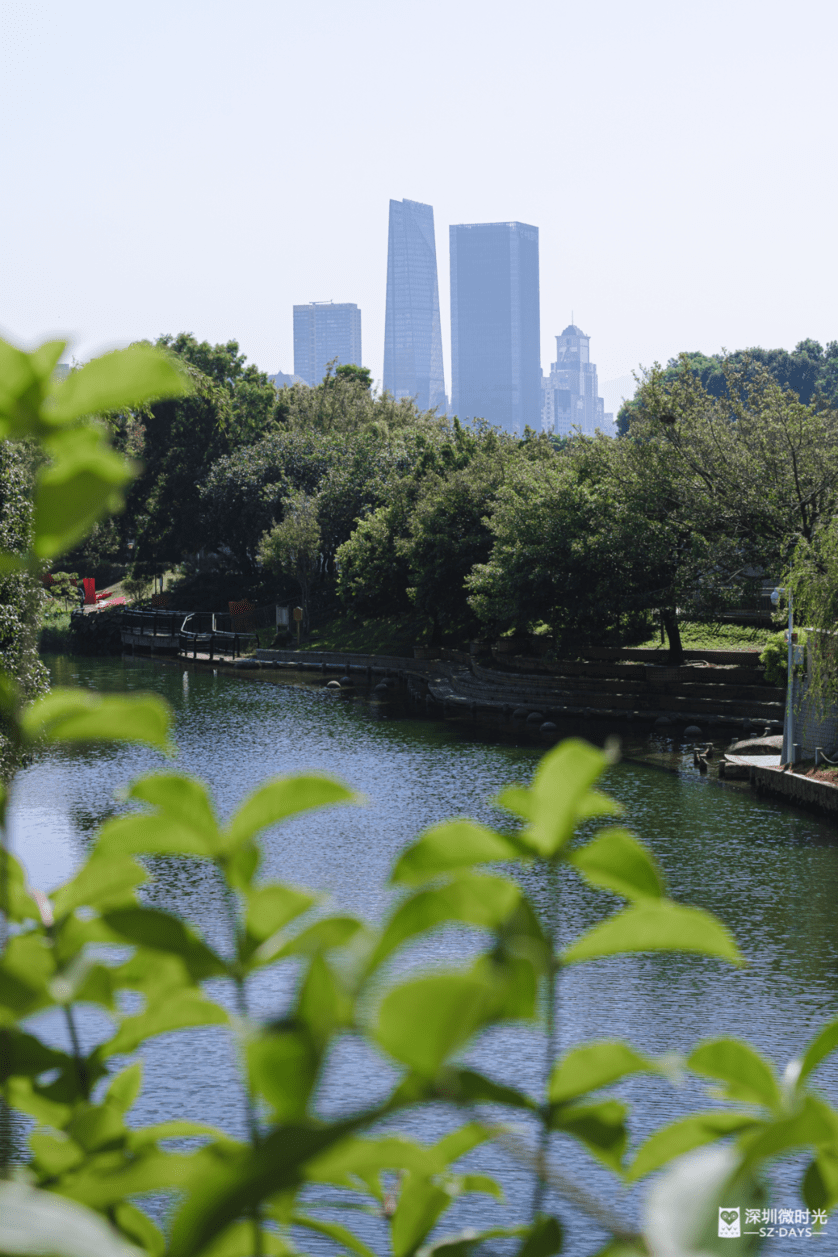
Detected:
[{"left": 8, "top": 655, "right": 838, "bottom": 1255}]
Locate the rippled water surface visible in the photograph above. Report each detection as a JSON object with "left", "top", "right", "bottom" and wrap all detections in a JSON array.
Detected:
[{"left": 10, "top": 655, "right": 838, "bottom": 1254}]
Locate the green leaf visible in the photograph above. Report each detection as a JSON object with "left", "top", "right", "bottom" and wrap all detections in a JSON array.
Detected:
[
  {"left": 369, "top": 874, "right": 523, "bottom": 971},
  {"left": 297, "top": 951, "right": 353, "bottom": 1048},
  {"left": 390, "top": 820, "right": 521, "bottom": 885},
  {"left": 549, "top": 1040, "right": 655, "bottom": 1104},
  {"left": 96, "top": 774, "right": 221, "bottom": 859},
  {"left": 437, "top": 1066, "right": 537, "bottom": 1111},
  {"left": 2, "top": 850, "right": 38, "bottom": 922},
  {"left": 496, "top": 739, "right": 619, "bottom": 857},
  {"left": 242, "top": 884, "right": 315, "bottom": 958},
  {"left": 739, "top": 1095, "right": 838, "bottom": 1165},
  {"left": 431, "top": 1123, "right": 495, "bottom": 1170},
  {"left": 29, "top": 1130, "right": 86, "bottom": 1177},
  {"left": 0, "top": 1182, "right": 144, "bottom": 1257},
  {"left": 421, "top": 1227, "right": 528, "bottom": 1257},
  {"left": 803, "top": 1147, "right": 838, "bottom": 1211},
  {"left": 247, "top": 1030, "right": 318, "bottom": 1122},
  {"left": 568, "top": 828, "right": 665, "bottom": 900},
  {"left": 515, "top": 1214, "right": 564, "bottom": 1257},
  {"left": 376, "top": 973, "right": 495, "bottom": 1077},
  {"left": 104, "top": 1063, "right": 144, "bottom": 1114},
  {"left": 111, "top": 1203, "right": 166, "bottom": 1257},
  {"left": 305, "top": 1134, "right": 438, "bottom": 1186},
  {"left": 269, "top": 915, "right": 362, "bottom": 960},
  {"left": 561, "top": 900, "right": 743, "bottom": 966},
  {"left": 103, "top": 990, "right": 229, "bottom": 1057},
  {"left": 103, "top": 908, "right": 227, "bottom": 980},
  {"left": 798, "top": 1017, "right": 838, "bottom": 1084},
  {"left": 46, "top": 344, "right": 192, "bottom": 424},
  {"left": 52, "top": 855, "right": 147, "bottom": 919},
  {"left": 391, "top": 1173, "right": 453, "bottom": 1257},
  {"left": 550, "top": 1098, "right": 629, "bottom": 1172},
  {"left": 628, "top": 1112, "right": 763, "bottom": 1181},
  {"left": 292, "top": 1214, "right": 377, "bottom": 1257},
  {"left": 33, "top": 426, "right": 133, "bottom": 558},
  {"left": 224, "top": 774, "right": 358, "bottom": 849},
  {"left": 0, "top": 338, "right": 65, "bottom": 438},
  {"left": 688, "top": 1039, "right": 782, "bottom": 1110},
  {"left": 22, "top": 689, "right": 173, "bottom": 752},
  {"left": 198, "top": 1220, "right": 292, "bottom": 1257}
]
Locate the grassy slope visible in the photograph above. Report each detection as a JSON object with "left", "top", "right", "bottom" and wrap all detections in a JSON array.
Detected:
[{"left": 632, "top": 620, "right": 775, "bottom": 652}]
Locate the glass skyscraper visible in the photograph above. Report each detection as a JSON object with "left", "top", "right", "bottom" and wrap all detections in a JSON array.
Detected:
[
  {"left": 383, "top": 198, "right": 446, "bottom": 412},
  {"left": 449, "top": 221, "right": 541, "bottom": 434},
  {"left": 293, "top": 301, "right": 362, "bottom": 386}
]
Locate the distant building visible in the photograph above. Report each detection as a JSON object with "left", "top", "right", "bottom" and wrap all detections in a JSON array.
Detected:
[
  {"left": 384, "top": 198, "right": 446, "bottom": 412},
  {"left": 541, "top": 324, "right": 613, "bottom": 437},
  {"left": 293, "top": 301, "right": 362, "bottom": 386},
  {"left": 449, "top": 221, "right": 541, "bottom": 435},
  {"left": 268, "top": 370, "right": 305, "bottom": 388}
]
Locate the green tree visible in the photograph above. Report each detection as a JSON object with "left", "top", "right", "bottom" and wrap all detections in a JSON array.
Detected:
[{"left": 257, "top": 489, "right": 321, "bottom": 627}]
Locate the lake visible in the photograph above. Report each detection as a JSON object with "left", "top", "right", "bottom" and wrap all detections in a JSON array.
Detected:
[{"left": 9, "top": 655, "right": 838, "bottom": 1255}]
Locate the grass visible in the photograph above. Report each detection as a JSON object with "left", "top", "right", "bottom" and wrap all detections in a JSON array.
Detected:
[
  {"left": 299, "top": 613, "right": 431, "bottom": 657},
  {"left": 634, "top": 620, "right": 777, "bottom": 652}
]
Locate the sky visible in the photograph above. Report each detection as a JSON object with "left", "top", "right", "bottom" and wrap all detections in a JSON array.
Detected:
[{"left": 2, "top": 0, "right": 837, "bottom": 410}]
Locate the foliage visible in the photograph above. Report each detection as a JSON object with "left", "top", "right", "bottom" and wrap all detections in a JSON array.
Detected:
[
  {"left": 1, "top": 335, "right": 837, "bottom": 1257},
  {"left": 616, "top": 339, "right": 838, "bottom": 435},
  {"left": 49, "top": 571, "right": 79, "bottom": 611},
  {"left": 257, "top": 490, "right": 321, "bottom": 626},
  {"left": 784, "top": 522, "right": 838, "bottom": 706}
]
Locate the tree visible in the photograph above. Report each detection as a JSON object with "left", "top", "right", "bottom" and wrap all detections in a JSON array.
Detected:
[
  {"left": 257, "top": 490, "right": 321, "bottom": 627},
  {"left": 334, "top": 362, "right": 372, "bottom": 390}
]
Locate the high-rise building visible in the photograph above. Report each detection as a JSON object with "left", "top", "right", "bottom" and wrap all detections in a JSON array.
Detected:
[
  {"left": 293, "top": 301, "right": 362, "bottom": 386},
  {"left": 541, "top": 324, "right": 613, "bottom": 437},
  {"left": 384, "top": 199, "right": 446, "bottom": 412},
  {"left": 449, "top": 221, "right": 541, "bottom": 434}
]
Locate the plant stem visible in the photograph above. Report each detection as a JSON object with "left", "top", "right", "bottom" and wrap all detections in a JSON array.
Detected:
[
  {"left": 62, "top": 1003, "right": 89, "bottom": 1100},
  {"left": 532, "top": 857, "right": 560, "bottom": 1219}
]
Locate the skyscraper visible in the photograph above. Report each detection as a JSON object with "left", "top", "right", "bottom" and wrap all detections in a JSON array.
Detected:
[
  {"left": 449, "top": 221, "right": 541, "bottom": 434},
  {"left": 383, "top": 199, "right": 446, "bottom": 412},
  {"left": 293, "top": 301, "right": 362, "bottom": 386},
  {"left": 541, "top": 324, "right": 613, "bottom": 436}
]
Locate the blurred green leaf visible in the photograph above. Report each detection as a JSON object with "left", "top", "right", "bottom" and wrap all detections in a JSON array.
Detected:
[
  {"left": 391, "top": 1173, "right": 453, "bottom": 1257},
  {"left": 550, "top": 1098, "right": 629, "bottom": 1172},
  {"left": 23, "top": 689, "right": 172, "bottom": 752},
  {"left": 369, "top": 873, "right": 522, "bottom": 971},
  {"left": 376, "top": 973, "right": 495, "bottom": 1077},
  {"left": 242, "top": 884, "right": 315, "bottom": 958},
  {"left": 438, "top": 1066, "right": 537, "bottom": 1111},
  {"left": 224, "top": 774, "right": 358, "bottom": 850},
  {"left": 3, "top": 850, "right": 38, "bottom": 922},
  {"left": 111, "top": 1203, "right": 166, "bottom": 1257},
  {"left": 29, "top": 1130, "right": 86, "bottom": 1177},
  {"left": 52, "top": 855, "right": 147, "bottom": 919},
  {"left": 198, "top": 1219, "right": 292, "bottom": 1257},
  {"left": 798, "top": 1018, "right": 838, "bottom": 1084},
  {"left": 568, "top": 828, "right": 665, "bottom": 901},
  {"left": 46, "top": 344, "right": 192, "bottom": 424},
  {"left": 104, "top": 1063, "right": 144, "bottom": 1115},
  {"left": 497, "top": 740, "right": 618, "bottom": 857},
  {"left": 34, "top": 426, "right": 133, "bottom": 558},
  {"left": 0, "top": 1181, "right": 143, "bottom": 1257},
  {"left": 628, "top": 1112, "right": 763, "bottom": 1180},
  {"left": 248, "top": 1029, "right": 318, "bottom": 1122},
  {"left": 103, "top": 990, "right": 229, "bottom": 1057},
  {"left": 515, "top": 1214, "right": 564, "bottom": 1257},
  {"left": 269, "top": 915, "right": 362, "bottom": 961},
  {"left": 0, "top": 337, "right": 64, "bottom": 438},
  {"left": 97, "top": 774, "right": 220, "bottom": 858},
  {"left": 739, "top": 1095, "right": 838, "bottom": 1165},
  {"left": 549, "top": 1040, "right": 655, "bottom": 1104},
  {"left": 103, "top": 908, "right": 227, "bottom": 980},
  {"left": 390, "top": 819, "right": 520, "bottom": 885},
  {"left": 802, "top": 1147, "right": 838, "bottom": 1211},
  {"left": 688, "top": 1039, "right": 782, "bottom": 1109},
  {"left": 561, "top": 901, "right": 743, "bottom": 966},
  {"left": 292, "top": 1214, "right": 377, "bottom": 1257}
]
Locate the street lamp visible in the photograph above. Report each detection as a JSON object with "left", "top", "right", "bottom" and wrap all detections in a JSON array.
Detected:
[{"left": 771, "top": 586, "right": 794, "bottom": 764}]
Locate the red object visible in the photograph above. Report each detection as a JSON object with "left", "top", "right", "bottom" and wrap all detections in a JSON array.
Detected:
[{"left": 82, "top": 578, "right": 96, "bottom": 605}]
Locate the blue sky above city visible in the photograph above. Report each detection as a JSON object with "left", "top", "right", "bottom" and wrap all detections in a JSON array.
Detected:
[{"left": 2, "top": 0, "right": 836, "bottom": 413}]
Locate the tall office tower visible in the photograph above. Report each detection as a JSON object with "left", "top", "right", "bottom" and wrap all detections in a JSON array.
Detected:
[
  {"left": 383, "top": 198, "right": 446, "bottom": 412},
  {"left": 293, "top": 301, "right": 362, "bottom": 386},
  {"left": 541, "top": 324, "right": 613, "bottom": 437},
  {"left": 449, "top": 221, "right": 541, "bottom": 434}
]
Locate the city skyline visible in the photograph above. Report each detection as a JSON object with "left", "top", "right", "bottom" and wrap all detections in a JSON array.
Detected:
[
  {"left": 383, "top": 199, "right": 446, "bottom": 413},
  {"left": 542, "top": 324, "right": 613, "bottom": 437},
  {"left": 450, "top": 221, "right": 541, "bottom": 434}
]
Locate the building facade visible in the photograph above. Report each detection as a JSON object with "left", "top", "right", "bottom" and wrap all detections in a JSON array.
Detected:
[
  {"left": 449, "top": 221, "right": 541, "bottom": 435},
  {"left": 541, "top": 324, "right": 613, "bottom": 437},
  {"left": 383, "top": 198, "right": 446, "bottom": 412},
  {"left": 293, "top": 301, "right": 362, "bottom": 386}
]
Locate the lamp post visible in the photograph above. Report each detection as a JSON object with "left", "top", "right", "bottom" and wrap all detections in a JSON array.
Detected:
[{"left": 772, "top": 586, "right": 794, "bottom": 764}]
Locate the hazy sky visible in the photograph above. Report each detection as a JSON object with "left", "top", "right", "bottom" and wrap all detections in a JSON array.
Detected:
[{"left": 2, "top": 0, "right": 836, "bottom": 404}]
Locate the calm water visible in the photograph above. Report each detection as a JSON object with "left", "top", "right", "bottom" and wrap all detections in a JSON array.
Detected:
[{"left": 9, "top": 656, "right": 838, "bottom": 1254}]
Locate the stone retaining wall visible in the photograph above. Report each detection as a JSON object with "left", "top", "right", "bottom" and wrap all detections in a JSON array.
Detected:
[{"left": 752, "top": 764, "right": 838, "bottom": 821}]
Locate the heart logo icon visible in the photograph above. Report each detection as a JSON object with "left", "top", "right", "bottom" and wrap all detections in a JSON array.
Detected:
[{"left": 720, "top": 1211, "right": 738, "bottom": 1225}]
